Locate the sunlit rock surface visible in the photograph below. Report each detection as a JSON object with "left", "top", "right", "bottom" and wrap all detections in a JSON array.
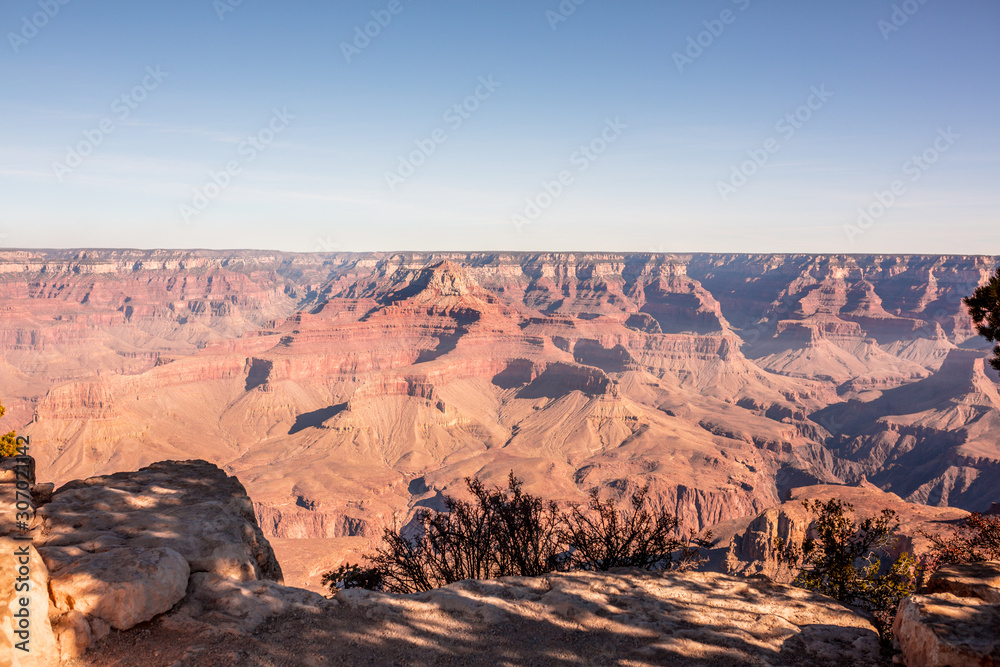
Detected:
[
  {"left": 894, "top": 561, "right": 1000, "bottom": 666},
  {"left": 1, "top": 250, "right": 997, "bottom": 586}
]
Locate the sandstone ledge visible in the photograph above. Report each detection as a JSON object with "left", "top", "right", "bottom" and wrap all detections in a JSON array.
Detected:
[
  {"left": 1, "top": 459, "right": 289, "bottom": 664},
  {"left": 69, "top": 569, "right": 882, "bottom": 667},
  {"left": 894, "top": 561, "right": 1000, "bottom": 667}
]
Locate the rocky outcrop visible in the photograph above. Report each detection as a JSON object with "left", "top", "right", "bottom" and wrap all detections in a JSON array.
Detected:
[
  {"left": 39, "top": 460, "right": 282, "bottom": 584},
  {"left": 724, "top": 483, "right": 969, "bottom": 580},
  {"left": 330, "top": 570, "right": 881, "bottom": 666},
  {"left": 2, "top": 454, "right": 889, "bottom": 666},
  {"left": 0, "top": 455, "right": 60, "bottom": 666},
  {"left": 22, "top": 451, "right": 1000, "bottom": 667},
  {"left": 893, "top": 561, "right": 1000, "bottom": 666},
  {"left": 3, "top": 251, "right": 998, "bottom": 585},
  {"left": 67, "top": 568, "right": 883, "bottom": 667},
  {"left": 0, "top": 540, "right": 59, "bottom": 667},
  {"left": 1, "top": 459, "right": 288, "bottom": 662}
]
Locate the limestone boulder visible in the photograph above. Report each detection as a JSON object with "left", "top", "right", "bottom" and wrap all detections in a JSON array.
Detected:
[
  {"left": 893, "top": 561, "right": 1000, "bottom": 666},
  {"left": 38, "top": 459, "right": 282, "bottom": 584},
  {"left": 47, "top": 546, "right": 189, "bottom": 629},
  {"left": 34, "top": 459, "right": 283, "bottom": 662},
  {"left": 925, "top": 561, "right": 1000, "bottom": 604}
]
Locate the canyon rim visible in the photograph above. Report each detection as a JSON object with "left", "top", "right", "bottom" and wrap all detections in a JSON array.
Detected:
[{"left": 2, "top": 249, "right": 997, "bottom": 591}]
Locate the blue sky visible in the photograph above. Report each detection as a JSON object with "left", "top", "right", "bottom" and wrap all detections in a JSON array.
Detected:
[{"left": 1, "top": 0, "right": 997, "bottom": 253}]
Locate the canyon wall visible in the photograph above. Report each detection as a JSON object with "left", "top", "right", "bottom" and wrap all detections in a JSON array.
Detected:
[{"left": 0, "top": 250, "right": 997, "bottom": 581}]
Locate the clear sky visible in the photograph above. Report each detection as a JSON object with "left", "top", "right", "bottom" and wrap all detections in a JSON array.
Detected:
[{"left": 1, "top": 0, "right": 997, "bottom": 254}]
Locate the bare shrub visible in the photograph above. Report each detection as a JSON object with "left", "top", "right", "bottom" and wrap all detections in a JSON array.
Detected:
[
  {"left": 919, "top": 512, "right": 1000, "bottom": 580},
  {"left": 321, "top": 473, "right": 707, "bottom": 595},
  {"left": 562, "top": 485, "right": 712, "bottom": 571}
]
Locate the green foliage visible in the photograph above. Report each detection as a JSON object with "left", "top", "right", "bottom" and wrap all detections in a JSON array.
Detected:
[
  {"left": 321, "top": 473, "right": 711, "bottom": 595},
  {"left": 0, "top": 432, "right": 18, "bottom": 458},
  {"left": 964, "top": 266, "right": 1000, "bottom": 371},
  {"left": 775, "top": 499, "right": 917, "bottom": 641},
  {"left": 0, "top": 399, "right": 18, "bottom": 458}
]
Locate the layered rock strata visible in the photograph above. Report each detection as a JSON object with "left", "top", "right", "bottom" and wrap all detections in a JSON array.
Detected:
[{"left": 0, "top": 251, "right": 997, "bottom": 586}]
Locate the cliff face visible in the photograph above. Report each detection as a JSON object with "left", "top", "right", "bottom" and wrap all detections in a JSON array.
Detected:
[
  {"left": 1, "top": 250, "right": 997, "bottom": 584},
  {"left": 894, "top": 561, "right": 1000, "bottom": 665},
  {"left": 2, "top": 458, "right": 894, "bottom": 666},
  {"left": 722, "top": 483, "right": 970, "bottom": 581}
]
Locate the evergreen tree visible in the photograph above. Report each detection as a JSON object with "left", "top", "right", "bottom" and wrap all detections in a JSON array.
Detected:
[{"left": 964, "top": 266, "right": 1000, "bottom": 371}]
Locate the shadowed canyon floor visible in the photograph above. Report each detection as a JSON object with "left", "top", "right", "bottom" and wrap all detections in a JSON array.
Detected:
[{"left": 1, "top": 250, "right": 997, "bottom": 588}]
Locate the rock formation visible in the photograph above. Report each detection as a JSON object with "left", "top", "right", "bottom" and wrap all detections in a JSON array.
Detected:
[
  {"left": 0, "top": 250, "right": 996, "bottom": 588},
  {"left": 893, "top": 561, "right": 1000, "bottom": 666},
  {"left": 0, "top": 458, "right": 314, "bottom": 664},
  {"left": 0, "top": 455, "right": 60, "bottom": 666},
  {"left": 722, "top": 483, "right": 970, "bottom": 581},
  {"left": 68, "top": 565, "right": 884, "bottom": 667},
  {"left": 0, "top": 457, "right": 899, "bottom": 666}
]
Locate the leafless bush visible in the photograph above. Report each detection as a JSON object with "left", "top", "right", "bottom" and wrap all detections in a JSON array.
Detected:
[
  {"left": 919, "top": 512, "right": 1000, "bottom": 581},
  {"left": 322, "top": 474, "right": 711, "bottom": 595},
  {"left": 562, "top": 485, "right": 713, "bottom": 571}
]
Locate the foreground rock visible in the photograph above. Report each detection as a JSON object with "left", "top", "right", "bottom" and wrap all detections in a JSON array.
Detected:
[
  {"left": 894, "top": 561, "right": 1000, "bottom": 666},
  {"left": 68, "top": 568, "right": 881, "bottom": 667},
  {"left": 0, "top": 540, "right": 60, "bottom": 666},
  {"left": 0, "top": 459, "right": 292, "bottom": 663},
  {"left": 0, "top": 455, "right": 60, "bottom": 666}
]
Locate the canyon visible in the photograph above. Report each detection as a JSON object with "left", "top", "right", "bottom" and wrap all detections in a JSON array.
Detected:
[
  {"left": 0, "top": 249, "right": 997, "bottom": 590},
  {"left": 2, "top": 457, "right": 891, "bottom": 666}
]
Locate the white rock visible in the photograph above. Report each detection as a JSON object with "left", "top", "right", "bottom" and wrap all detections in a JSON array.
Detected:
[{"left": 48, "top": 546, "right": 190, "bottom": 630}]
